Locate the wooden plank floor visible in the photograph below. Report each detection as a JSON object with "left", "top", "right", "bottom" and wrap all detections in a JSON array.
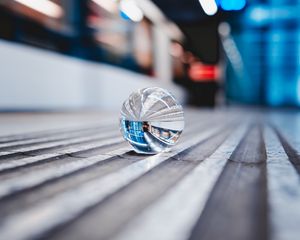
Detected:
[{"left": 0, "top": 109, "right": 299, "bottom": 240}]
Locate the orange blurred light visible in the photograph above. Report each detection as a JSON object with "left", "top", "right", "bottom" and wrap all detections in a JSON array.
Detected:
[{"left": 14, "top": 0, "right": 63, "bottom": 18}]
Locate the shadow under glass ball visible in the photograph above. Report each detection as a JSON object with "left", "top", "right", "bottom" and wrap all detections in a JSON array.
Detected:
[{"left": 120, "top": 87, "right": 184, "bottom": 154}]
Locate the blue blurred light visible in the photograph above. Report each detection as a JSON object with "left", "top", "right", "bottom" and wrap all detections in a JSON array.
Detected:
[
  {"left": 248, "top": 6, "right": 270, "bottom": 24},
  {"left": 120, "top": 11, "right": 130, "bottom": 20},
  {"left": 218, "top": 0, "right": 246, "bottom": 11}
]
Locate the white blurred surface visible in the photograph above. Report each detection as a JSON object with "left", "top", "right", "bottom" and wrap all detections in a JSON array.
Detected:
[{"left": 0, "top": 40, "right": 185, "bottom": 110}]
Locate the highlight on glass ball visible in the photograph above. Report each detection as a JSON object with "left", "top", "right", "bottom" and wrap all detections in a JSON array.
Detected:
[{"left": 120, "top": 87, "right": 184, "bottom": 154}]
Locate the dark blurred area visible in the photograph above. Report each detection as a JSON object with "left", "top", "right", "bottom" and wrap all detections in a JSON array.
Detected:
[{"left": 0, "top": 0, "right": 299, "bottom": 109}]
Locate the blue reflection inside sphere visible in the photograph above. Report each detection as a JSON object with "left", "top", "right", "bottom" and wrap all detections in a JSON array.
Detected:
[
  {"left": 120, "top": 87, "right": 184, "bottom": 154},
  {"left": 120, "top": 119, "right": 182, "bottom": 154}
]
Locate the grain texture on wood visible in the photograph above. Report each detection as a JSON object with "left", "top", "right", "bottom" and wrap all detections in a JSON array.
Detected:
[
  {"left": 0, "top": 110, "right": 299, "bottom": 240},
  {"left": 189, "top": 125, "right": 268, "bottom": 240}
]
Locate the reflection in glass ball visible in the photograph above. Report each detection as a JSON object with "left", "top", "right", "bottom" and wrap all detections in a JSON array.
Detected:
[{"left": 120, "top": 87, "right": 184, "bottom": 154}]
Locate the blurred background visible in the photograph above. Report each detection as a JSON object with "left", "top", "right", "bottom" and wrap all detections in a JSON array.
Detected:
[{"left": 0, "top": 0, "right": 299, "bottom": 111}]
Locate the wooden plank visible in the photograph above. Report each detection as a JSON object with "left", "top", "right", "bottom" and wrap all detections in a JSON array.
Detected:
[
  {"left": 264, "top": 126, "right": 300, "bottom": 240},
  {"left": 0, "top": 112, "right": 220, "bottom": 172},
  {"left": 0, "top": 123, "right": 112, "bottom": 143},
  {"left": 108, "top": 122, "right": 248, "bottom": 240},
  {"left": 0, "top": 145, "right": 130, "bottom": 198},
  {"left": 0, "top": 149, "right": 143, "bottom": 219},
  {"left": 0, "top": 131, "right": 119, "bottom": 158},
  {"left": 0, "top": 125, "right": 115, "bottom": 149},
  {"left": 188, "top": 124, "right": 268, "bottom": 240},
  {"left": 0, "top": 136, "right": 124, "bottom": 172},
  {"left": 0, "top": 110, "right": 210, "bottom": 142},
  {"left": 47, "top": 122, "right": 238, "bottom": 240},
  {"left": 0, "top": 122, "right": 228, "bottom": 240},
  {"left": 269, "top": 113, "right": 300, "bottom": 154},
  {"left": 0, "top": 115, "right": 217, "bottom": 173},
  {"left": 271, "top": 125, "right": 300, "bottom": 174},
  {"left": 0, "top": 115, "right": 218, "bottom": 218},
  {"left": 2, "top": 110, "right": 299, "bottom": 240},
  {"left": 0, "top": 113, "right": 117, "bottom": 140}
]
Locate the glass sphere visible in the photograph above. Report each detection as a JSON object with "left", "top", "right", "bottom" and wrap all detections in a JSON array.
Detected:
[{"left": 120, "top": 87, "right": 184, "bottom": 154}]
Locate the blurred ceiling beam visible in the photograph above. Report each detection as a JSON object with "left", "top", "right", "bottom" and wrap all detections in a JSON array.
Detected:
[
  {"left": 13, "top": 0, "right": 63, "bottom": 18},
  {"left": 91, "top": 0, "right": 118, "bottom": 14},
  {"left": 136, "top": 0, "right": 184, "bottom": 41}
]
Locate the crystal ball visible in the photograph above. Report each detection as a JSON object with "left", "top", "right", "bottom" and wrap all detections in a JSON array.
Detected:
[{"left": 120, "top": 87, "right": 184, "bottom": 154}]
